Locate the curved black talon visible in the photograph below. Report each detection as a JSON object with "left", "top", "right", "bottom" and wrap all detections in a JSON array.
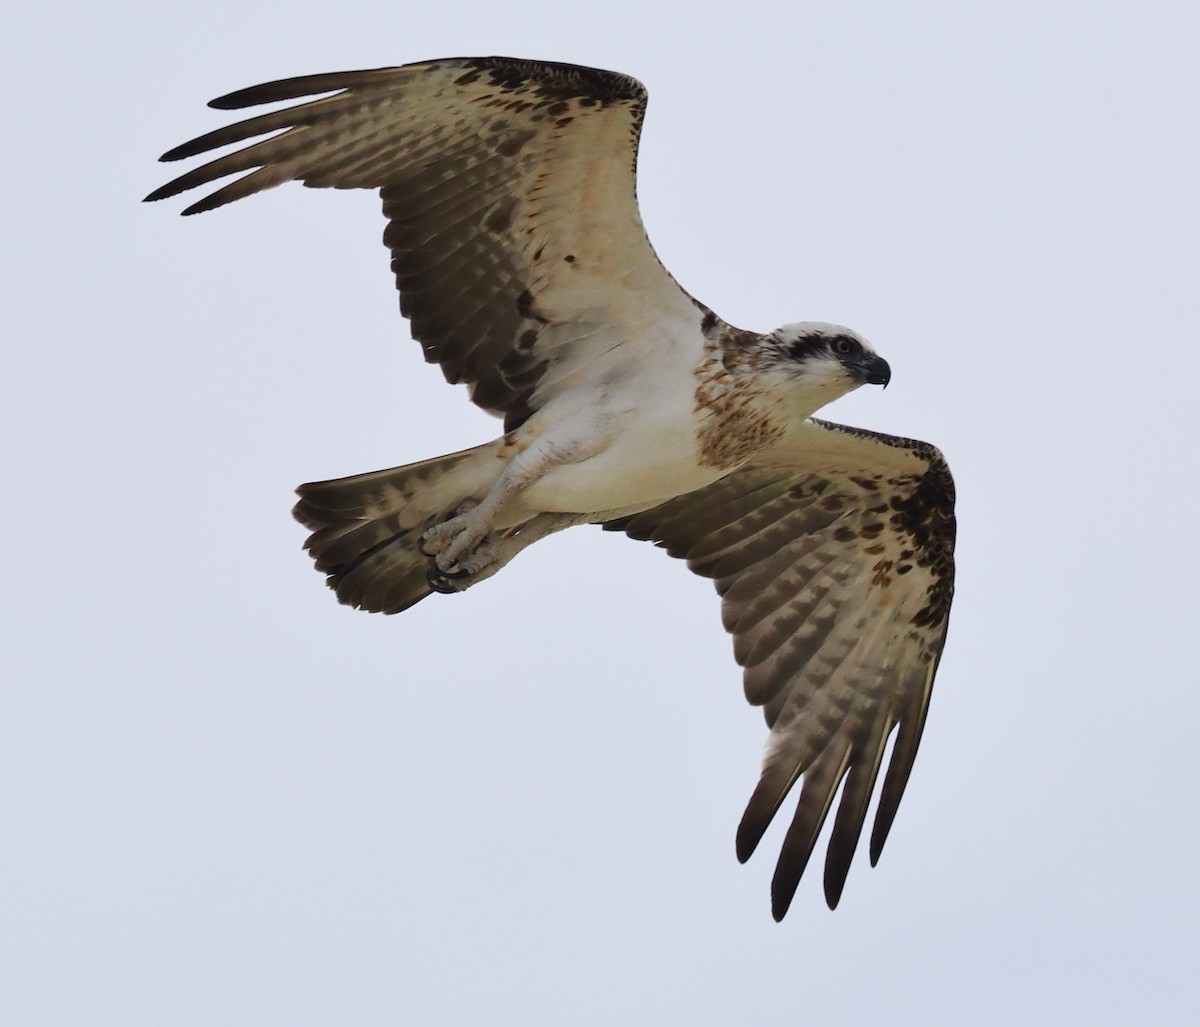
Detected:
[{"left": 426, "top": 563, "right": 469, "bottom": 594}]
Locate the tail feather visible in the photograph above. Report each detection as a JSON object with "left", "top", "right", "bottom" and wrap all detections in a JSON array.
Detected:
[
  {"left": 293, "top": 441, "right": 501, "bottom": 613},
  {"left": 328, "top": 529, "right": 440, "bottom": 614}
]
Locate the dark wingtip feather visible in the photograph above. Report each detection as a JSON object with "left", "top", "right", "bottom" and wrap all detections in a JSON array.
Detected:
[
  {"left": 770, "top": 865, "right": 806, "bottom": 921},
  {"left": 208, "top": 75, "right": 329, "bottom": 110},
  {"left": 208, "top": 70, "right": 379, "bottom": 110},
  {"left": 736, "top": 775, "right": 788, "bottom": 865},
  {"left": 822, "top": 839, "right": 857, "bottom": 906},
  {"left": 770, "top": 868, "right": 801, "bottom": 921},
  {"left": 824, "top": 869, "right": 847, "bottom": 910},
  {"left": 767, "top": 822, "right": 820, "bottom": 921},
  {"left": 179, "top": 195, "right": 228, "bottom": 217},
  {"left": 735, "top": 821, "right": 761, "bottom": 865},
  {"left": 159, "top": 139, "right": 206, "bottom": 163},
  {"left": 868, "top": 803, "right": 899, "bottom": 867},
  {"left": 141, "top": 183, "right": 206, "bottom": 212},
  {"left": 868, "top": 813, "right": 889, "bottom": 866},
  {"left": 141, "top": 172, "right": 214, "bottom": 209},
  {"left": 868, "top": 714, "right": 927, "bottom": 866}
]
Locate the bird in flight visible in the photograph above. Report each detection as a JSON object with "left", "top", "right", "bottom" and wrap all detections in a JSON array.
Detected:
[{"left": 147, "top": 56, "right": 956, "bottom": 919}]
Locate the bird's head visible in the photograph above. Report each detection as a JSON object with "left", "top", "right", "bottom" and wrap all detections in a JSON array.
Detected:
[{"left": 767, "top": 322, "right": 891, "bottom": 403}]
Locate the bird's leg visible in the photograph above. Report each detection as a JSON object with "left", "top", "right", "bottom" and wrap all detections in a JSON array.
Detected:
[
  {"left": 425, "top": 512, "right": 590, "bottom": 594},
  {"left": 420, "top": 422, "right": 605, "bottom": 578}
]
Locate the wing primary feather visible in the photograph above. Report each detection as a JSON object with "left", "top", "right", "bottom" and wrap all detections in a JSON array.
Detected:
[
  {"left": 208, "top": 70, "right": 384, "bottom": 109},
  {"left": 174, "top": 166, "right": 299, "bottom": 216},
  {"left": 769, "top": 744, "right": 852, "bottom": 921},
  {"left": 822, "top": 713, "right": 894, "bottom": 908},
  {"left": 147, "top": 142, "right": 300, "bottom": 205},
  {"left": 737, "top": 765, "right": 800, "bottom": 865},
  {"left": 156, "top": 103, "right": 329, "bottom": 163},
  {"left": 868, "top": 657, "right": 939, "bottom": 864}
]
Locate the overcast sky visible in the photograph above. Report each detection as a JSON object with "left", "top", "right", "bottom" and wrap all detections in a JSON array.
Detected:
[{"left": 5, "top": 2, "right": 1199, "bottom": 1024}]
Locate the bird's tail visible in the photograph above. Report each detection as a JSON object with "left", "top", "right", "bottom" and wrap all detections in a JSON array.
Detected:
[{"left": 292, "top": 440, "right": 504, "bottom": 614}]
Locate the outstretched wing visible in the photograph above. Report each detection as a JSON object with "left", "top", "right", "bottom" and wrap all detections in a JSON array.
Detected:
[
  {"left": 146, "top": 57, "right": 704, "bottom": 428},
  {"left": 608, "top": 419, "right": 956, "bottom": 919}
]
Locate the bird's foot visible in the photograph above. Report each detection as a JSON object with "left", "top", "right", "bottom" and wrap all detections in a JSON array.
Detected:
[
  {"left": 420, "top": 500, "right": 485, "bottom": 563},
  {"left": 420, "top": 501, "right": 499, "bottom": 593},
  {"left": 422, "top": 510, "right": 587, "bottom": 596},
  {"left": 424, "top": 535, "right": 522, "bottom": 594}
]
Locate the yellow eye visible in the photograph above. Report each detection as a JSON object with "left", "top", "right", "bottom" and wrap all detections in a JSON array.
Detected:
[{"left": 832, "top": 336, "right": 853, "bottom": 356}]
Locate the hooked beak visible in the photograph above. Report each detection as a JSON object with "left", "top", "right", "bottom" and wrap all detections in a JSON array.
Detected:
[{"left": 850, "top": 354, "right": 891, "bottom": 388}]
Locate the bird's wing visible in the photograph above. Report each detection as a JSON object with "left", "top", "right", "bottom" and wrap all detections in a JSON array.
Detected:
[
  {"left": 147, "top": 57, "right": 705, "bottom": 429},
  {"left": 606, "top": 418, "right": 956, "bottom": 918}
]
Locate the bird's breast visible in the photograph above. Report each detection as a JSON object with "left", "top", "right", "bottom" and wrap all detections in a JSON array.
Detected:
[
  {"left": 692, "top": 357, "right": 787, "bottom": 470},
  {"left": 514, "top": 369, "right": 726, "bottom": 516}
]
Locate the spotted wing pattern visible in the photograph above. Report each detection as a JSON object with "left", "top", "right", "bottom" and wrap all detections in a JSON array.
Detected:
[
  {"left": 147, "top": 57, "right": 702, "bottom": 429},
  {"left": 608, "top": 418, "right": 956, "bottom": 918}
]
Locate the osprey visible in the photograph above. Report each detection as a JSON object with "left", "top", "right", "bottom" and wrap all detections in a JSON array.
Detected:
[{"left": 148, "top": 57, "right": 956, "bottom": 919}]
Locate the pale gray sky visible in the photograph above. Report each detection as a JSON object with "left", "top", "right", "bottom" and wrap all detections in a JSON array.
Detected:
[{"left": 5, "top": 1, "right": 1199, "bottom": 1024}]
